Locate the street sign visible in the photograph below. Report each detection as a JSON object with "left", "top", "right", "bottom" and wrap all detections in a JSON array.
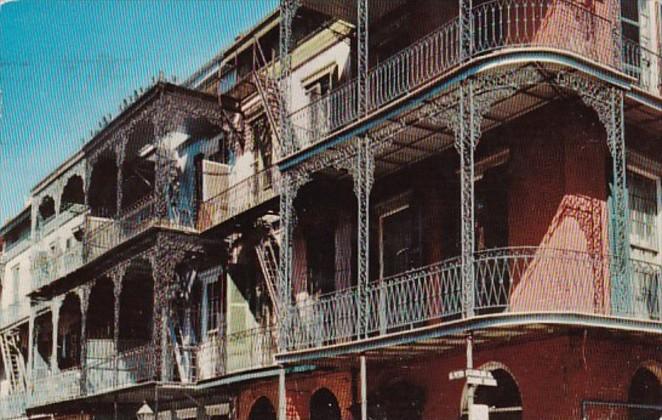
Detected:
[{"left": 449, "top": 369, "right": 497, "bottom": 387}]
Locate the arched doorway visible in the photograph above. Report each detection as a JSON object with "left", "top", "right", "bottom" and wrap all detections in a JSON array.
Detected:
[
  {"left": 366, "top": 380, "right": 426, "bottom": 420},
  {"left": 629, "top": 366, "right": 661, "bottom": 420},
  {"left": 86, "top": 277, "right": 114, "bottom": 340},
  {"left": 248, "top": 396, "right": 276, "bottom": 420},
  {"left": 88, "top": 156, "right": 118, "bottom": 217},
  {"left": 60, "top": 175, "right": 85, "bottom": 213},
  {"left": 310, "top": 388, "right": 341, "bottom": 420},
  {"left": 462, "top": 367, "right": 522, "bottom": 420},
  {"left": 118, "top": 259, "right": 154, "bottom": 350},
  {"left": 57, "top": 293, "right": 82, "bottom": 369},
  {"left": 38, "top": 195, "right": 56, "bottom": 225}
]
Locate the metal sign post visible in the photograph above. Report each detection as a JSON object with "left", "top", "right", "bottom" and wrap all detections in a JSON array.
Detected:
[{"left": 449, "top": 334, "right": 497, "bottom": 420}]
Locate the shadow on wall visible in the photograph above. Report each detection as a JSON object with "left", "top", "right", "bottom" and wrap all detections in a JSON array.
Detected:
[{"left": 510, "top": 194, "right": 610, "bottom": 314}]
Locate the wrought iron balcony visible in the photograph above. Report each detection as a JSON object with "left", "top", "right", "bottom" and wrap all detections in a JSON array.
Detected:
[
  {"left": 37, "top": 203, "right": 87, "bottom": 239},
  {"left": 192, "top": 326, "right": 276, "bottom": 382},
  {"left": 197, "top": 166, "right": 280, "bottom": 231},
  {"left": 288, "top": 0, "right": 659, "bottom": 157},
  {"left": 83, "top": 195, "right": 158, "bottom": 262},
  {"left": 27, "top": 342, "right": 157, "bottom": 409},
  {"left": 83, "top": 194, "right": 196, "bottom": 263},
  {"left": 26, "top": 328, "right": 275, "bottom": 408},
  {"left": 85, "top": 343, "right": 157, "bottom": 396},
  {"left": 285, "top": 247, "right": 662, "bottom": 352},
  {"left": 31, "top": 241, "right": 84, "bottom": 291},
  {"left": 29, "top": 366, "right": 82, "bottom": 408},
  {"left": 622, "top": 38, "right": 662, "bottom": 95}
]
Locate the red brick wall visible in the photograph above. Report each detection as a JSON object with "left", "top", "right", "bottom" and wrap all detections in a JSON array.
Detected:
[
  {"left": 242, "top": 333, "right": 659, "bottom": 420},
  {"left": 238, "top": 371, "right": 354, "bottom": 420}
]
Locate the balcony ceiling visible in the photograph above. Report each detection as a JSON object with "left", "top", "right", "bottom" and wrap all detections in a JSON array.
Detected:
[
  {"left": 624, "top": 96, "right": 662, "bottom": 138},
  {"left": 363, "top": 63, "right": 561, "bottom": 179},
  {"left": 301, "top": 0, "right": 407, "bottom": 24}
]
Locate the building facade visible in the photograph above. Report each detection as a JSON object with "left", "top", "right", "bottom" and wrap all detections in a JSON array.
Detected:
[{"left": 0, "top": 0, "right": 661, "bottom": 419}]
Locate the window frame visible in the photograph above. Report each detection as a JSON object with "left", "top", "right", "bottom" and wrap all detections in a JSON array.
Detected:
[
  {"left": 627, "top": 162, "right": 662, "bottom": 260},
  {"left": 377, "top": 192, "right": 421, "bottom": 280}
]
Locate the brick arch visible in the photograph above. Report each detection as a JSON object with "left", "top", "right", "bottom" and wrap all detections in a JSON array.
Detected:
[
  {"left": 310, "top": 387, "right": 341, "bottom": 420},
  {"left": 459, "top": 361, "right": 523, "bottom": 416},
  {"left": 248, "top": 396, "right": 276, "bottom": 420},
  {"left": 629, "top": 359, "right": 662, "bottom": 388}
]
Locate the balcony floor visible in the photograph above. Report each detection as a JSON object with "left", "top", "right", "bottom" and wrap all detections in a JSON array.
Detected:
[{"left": 276, "top": 312, "right": 662, "bottom": 366}]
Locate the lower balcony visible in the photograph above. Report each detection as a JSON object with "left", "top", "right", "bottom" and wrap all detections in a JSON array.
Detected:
[
  {"left": 285, "top": 247, "right": 661, "bottom": 352},
  {"left": 29, "top": 366, "right": 82, "bottom": 408},
  {"left": 26, "top": 328, "right": 276, "bottom": 409}
]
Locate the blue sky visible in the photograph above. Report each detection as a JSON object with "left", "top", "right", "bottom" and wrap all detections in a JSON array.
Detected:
[{"left": 0, "top": 0, "right": 276, "bottom": 223}]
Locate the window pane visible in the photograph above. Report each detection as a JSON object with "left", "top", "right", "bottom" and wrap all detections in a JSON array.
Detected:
[
  {"left": 628, "top": 171, "right": 658, "bottom": 251},
  {"left": 621, "top": 0, "right": 638, "bottom": 22},
  {"left": 622, "top": 21, "right": 640, "bottom": 43},
  {"left": 382, "top": 207, "right": 414, "bottom": 277}
]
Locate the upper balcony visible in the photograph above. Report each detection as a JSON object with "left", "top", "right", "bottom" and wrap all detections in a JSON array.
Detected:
[
  {"left": 285, "top": 0, "right": 661, "bottom": 161},
  {"left": 28, "top": 83, "right": 230, "bottom": 294},
  {"left": 197, "top": 165, "right": 280, "bottom": 231}
]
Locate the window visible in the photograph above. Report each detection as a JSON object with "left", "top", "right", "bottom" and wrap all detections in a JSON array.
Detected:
[
  {"left": 627, "top": 163, "right": 662, "bottom": 319},
  {"left": 621, "top": 0, "right": 640, "bottom": 44},
  {"left": 378, "top": 195, "right": 422, "bottom": 278},
  {"left": 304, "top": 68, "right": 335, "bottom": 140},
  {"left": 628, "top": 169, "right": 660, "bottom": 258},
  {"left": 250, "top": 114, "right": 273, "bottom": 188},
  {"left": 475, "top": 164, "right": 509, "bottom": 251},
  {"left": 206, "top": 279, "right": 222, "bottom": 334}
]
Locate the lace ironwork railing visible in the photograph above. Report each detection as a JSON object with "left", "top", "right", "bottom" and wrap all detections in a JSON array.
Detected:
[
  {"left": 287, "top": 0, "right": 637, "bottom": 156},
  {"left": 622, "top": 38, "right": 662, "bottom": 96},
  {"left": 83, "top": 194, "right": 157, "bottom": 263},
  {"left": 86, "top": 343, "right": 157, "bottom": 396},
  {"left": 629, "top": 258, "right": 662, "bottom": 321},
  {"left": 287, "top": 258, "right": 462, "bottom": 350},
  {"left": 29, "top": 366, "right": 82, "bottom": 408},
  {"left": 286, "top": 247, "right": 662, "bottom": 351},
  {"left": 0, "top": 392, "right": 27, "bottom": 419},
  {"left": 194, "top": 326, "right": 276, "bottom": 382},
  {"left": 31, "top": 240, "right": 84, "bottom": 291},
  {"left": 197, "top": 166, "right": 280, "bottom": 231}
]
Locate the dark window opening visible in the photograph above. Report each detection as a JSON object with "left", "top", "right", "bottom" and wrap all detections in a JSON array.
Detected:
[
  {"left": 248, "top": 397, "right": 276, "bottom": 420},
  {"left": 310, "top": 388, "right": 341, "bottom": 420},
  {"left": 628, "top": 367, "right": 661, "bottom": 420}
]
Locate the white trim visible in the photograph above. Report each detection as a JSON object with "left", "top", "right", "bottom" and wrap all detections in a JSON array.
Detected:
[{"left": 627, "top": 164, "right": 662, "bottom": 261}]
